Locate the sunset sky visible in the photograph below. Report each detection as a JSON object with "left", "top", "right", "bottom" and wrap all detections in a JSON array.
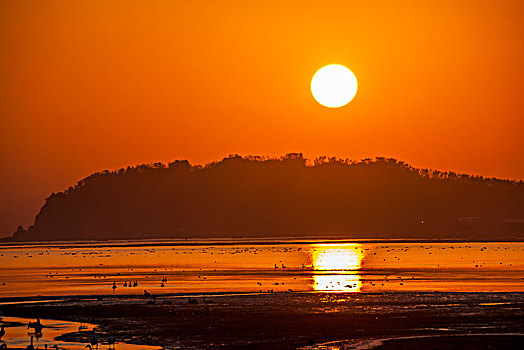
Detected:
[{"left": 1, "top": 0, "right": 523, "bottom": 235}]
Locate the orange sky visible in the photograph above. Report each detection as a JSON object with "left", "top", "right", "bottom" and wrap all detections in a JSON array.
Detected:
[{"left": 1, "top": 0, "right": 523, "bottom": 236}]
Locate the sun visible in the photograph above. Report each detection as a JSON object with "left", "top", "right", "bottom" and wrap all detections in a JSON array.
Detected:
[{"left": 311, "top": 64, "right": 358, "bottom": 108}]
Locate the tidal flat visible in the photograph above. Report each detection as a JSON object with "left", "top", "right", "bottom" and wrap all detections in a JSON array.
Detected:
[
  {"left": 0, "top": 292, "right": 523, "bottom": 349},
  {"left": 0, "top": 240, "right": 522, "bottom": 349}
]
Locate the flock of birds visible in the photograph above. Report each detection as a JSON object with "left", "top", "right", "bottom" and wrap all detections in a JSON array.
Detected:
[
  {"left": 111, "top": 277, "right": 167, "bottom": 292},
  {"left": 2, "top": 243, "right": 520, "bottom": 297},
  {"left": 90, "top": 244, "right": 520, "bottom": 293},
  {"left": 83, "top": 329, "right": 116, "bottom": 350},
  {"left": 111, "top": 280, "right": 139, "bottom": 290},
  {"left": 0, "top": 318, "right": 116, "bottom": 350}
]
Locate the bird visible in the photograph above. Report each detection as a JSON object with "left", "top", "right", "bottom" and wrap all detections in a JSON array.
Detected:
[
  {"left": 34, "top": 323, "right": 43, "bottom": 336},
  {"left": 143, "top": 290, "right": 151, "bottom": 297},
  {"left": 27, "top": 318, "right": 41, "bottom": 329},
  {"left": 27, "top": 319, "right": 43, "bottom": 338},
  {"left": 112, "top": 282, "right": 116, "bottom": 290},
  {"left": 26, "top": 335, "right": 35, "bottom": 350}
]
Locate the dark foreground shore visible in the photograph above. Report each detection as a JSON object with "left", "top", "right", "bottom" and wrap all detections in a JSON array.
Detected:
[{"left": 1, "top": 292, "right": 523, "bottom": 349}]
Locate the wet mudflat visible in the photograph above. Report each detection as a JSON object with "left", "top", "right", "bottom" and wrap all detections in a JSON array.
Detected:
[{"left": 1, "top": 291, "right": 523, "bottom": 349}]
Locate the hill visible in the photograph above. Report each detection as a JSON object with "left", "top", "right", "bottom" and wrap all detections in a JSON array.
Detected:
[{"left": 7, "top": 154, "right": 524, "bottom": 241}]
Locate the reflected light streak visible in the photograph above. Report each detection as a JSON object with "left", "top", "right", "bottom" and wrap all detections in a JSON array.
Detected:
[{"left": 311, "top": 244, "right": 364, "bottom": 292}]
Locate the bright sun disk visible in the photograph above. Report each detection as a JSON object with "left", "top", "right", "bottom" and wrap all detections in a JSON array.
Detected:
[{"left": 311, "top": 64, "right": 358, "bottom": 108}]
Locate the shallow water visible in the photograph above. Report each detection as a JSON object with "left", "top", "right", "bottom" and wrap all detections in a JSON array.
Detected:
[
  {"left": 0, "top": 316, "right": 161, "bottom": 349},
  {"left": 300, "top": 333, "right": 524, "bottom": 350},
  {"left": 0, "top": 240, "right": 522, "bottom": 297}
]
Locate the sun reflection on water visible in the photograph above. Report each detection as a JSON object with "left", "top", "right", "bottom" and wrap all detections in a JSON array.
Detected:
[{"left": 311, "top": 244, "right": 364, "bottom": 292}]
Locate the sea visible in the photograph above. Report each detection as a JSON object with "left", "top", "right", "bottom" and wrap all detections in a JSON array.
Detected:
[{"left": 1, "top": 239, "right": 522, "bottom": 298}]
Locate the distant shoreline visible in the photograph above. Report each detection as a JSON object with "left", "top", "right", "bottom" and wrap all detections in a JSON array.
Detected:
[{"left": 1, "top": 236, "right": 523, "bottom": 249}]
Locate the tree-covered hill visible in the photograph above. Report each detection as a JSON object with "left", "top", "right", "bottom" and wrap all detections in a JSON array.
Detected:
[{"left": 8, "top": 154, "right": 524, "bottom": 241}]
